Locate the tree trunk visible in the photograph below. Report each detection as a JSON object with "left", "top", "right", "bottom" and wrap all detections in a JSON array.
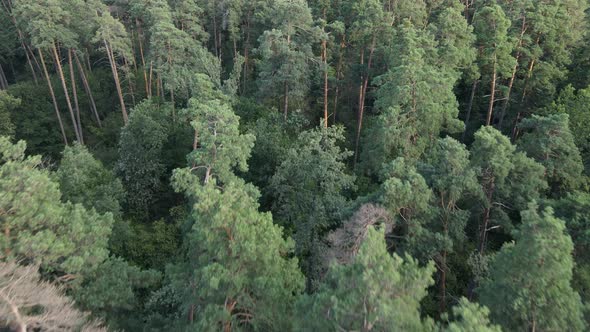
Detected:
[
  {"left": 498, "top": 17, "right": 526, "bottom": 130},
  {"left": 354, "top": 36, "right": 376, "bottom": 168},
  {"left": 149, "top": 61, "right": 154, "bottom": 98},
  {"left": 68, "top": 49, "right": 83, "bottom": 144},
  {"left": 39, "top": 48, "right": 68, "bottom": 145},
  {"left": 124, "top": 56, "right": 136, "bottom": 106},
  {"left": 439, "top": 249, "right": 447, "bottom": 314},
  {"left": 242, "top": 12, "right": 251, "bottom": 95},
  {"left": 0, "top": 64, "right": 7, "bottom": 89},
  {"left": 1, "top": 0, "right": 39, "bottom": 84},
  {"left": 478, "top": 179, "right": 495, "bottom": 254},
  {"left": 283, "top": 82, "right": 289, "bottom": 120},
  {"left": 74, "top": 52, "right": 101, "bottom": 127},
  {"left": 52, "top": 43, "right": 81, "bottom": 142},
  {"left": 462, "top": 79, "right": 478, "bottom": 142},
  {"left": 486, "top": 55, "right": 497, "bottom": 126},
  {"left": 322, "top": 38, "right": 328, "bottom": 128},
  {"left": 104, "top": 40, "right": 128, "bottom": 124},
  {"left": 333, "top": 34, "right": 345, "bottom": 124},
  {"left": 136, "top": 19, "right": 149, "bottom": 98}
]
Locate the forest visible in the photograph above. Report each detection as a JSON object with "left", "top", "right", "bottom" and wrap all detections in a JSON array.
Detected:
[{"left": 0, "top": 0, "right": 590, "bottom": 330}]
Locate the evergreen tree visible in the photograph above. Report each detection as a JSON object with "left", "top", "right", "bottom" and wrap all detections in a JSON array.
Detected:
[
  {"left": 296, "top": 227, "right": 436, "bottom": 331},
  {"left": 0, "top": 137, "right": 112, "bottom": 276},
  {"left": 270, "top": 125, "right": 355, "bottom": 290},
  {"left": 517, "top": 113, "right": 584, "bottom": 194},
  {"left": 56, "top": 143, "right": 124, "bottom": 219},
  {"left": 479, "top": 203, "right": 586, "bottom": 331}
]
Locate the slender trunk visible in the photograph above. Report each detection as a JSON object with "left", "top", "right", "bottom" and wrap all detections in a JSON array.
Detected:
[
  {"left": 0, "top": 64, "right": 7, "bottom": 89},
  {"left": 68, "top": 50, "right": 83, "bottom": 144},
  {"left": 104, "top": 40, "right": 128, "bottom": 124},
  {"left": 478, "top": 179, "right": 495, "bottom": 254},
  {"left": 39, "top": 48, "right": 68, "bottom": 145},
  {"left": 85, "top": 49, "right": 92, "bottom": 72},
  {"left": 123, "top": 57, "right": 136, "bottom": 106},
  {"left": 462, "top": 79, "right": 478, "bottom": 141},
  {"left": 283, "top": 82, "right": 289, "bottom": 120},
  {"left": 498, "top": 17, "right": 526, "bottom": 129},
  {"left": 242, "top": 13, "right": 251, "bottom": 94},
  {"left": 158, "top": 74, "right": 164, "bottom": 101},
  {"left": 521, "top": 58, "right": 535, "bottom": 102},
  {"left": 322, "top": 38, "right": 329, "bottom": 128},
  {"left": 354, "top": 49, "right": 365, "bottom": 168},
  {"left": 333, "top": 34, "right": 345, "bottom": 124},
  {"left": 486, "top": 55, "right": 497, "bottom": 126},
  {"left": 354, "top": 36, "right": 376, "bottom": 168},
  {"left": 149, "top": 61, "right": 154, "bottom": 98},
  {"left": 439, "top": 249, "right": 447, "bottom": 313},
  {"left": 137, "top": 19, "right": 149, "bottom": 97},
  {"left": 74, "top": 52, "right": 101, "bottom": 127},
  {"left": 52, "top": 43, "right": 81, "bottom": 142},
  {"left": 213, "top": 14, "right": 219, "bottom": 59},
  {"left": 511, "top": 111, "right": 522, "bottom": 141},
  {"left": 1, "top": 0, "right": 39, "bottom": 84}
]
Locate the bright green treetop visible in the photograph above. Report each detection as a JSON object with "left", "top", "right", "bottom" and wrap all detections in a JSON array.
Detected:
[
  {"left": 296, "top": 226, "right": 436, "bottom": 331},
  {"left": 479, "top": 203, "right": 586, "bottom": 331},
  {"left": 0, "top": 137, "right": 112, "bottom": 275}
]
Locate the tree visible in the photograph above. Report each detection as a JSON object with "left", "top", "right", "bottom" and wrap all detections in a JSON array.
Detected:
[
  {"left": 270, "top": 125, "right": 355, "bottom": 290},
  {"left": 93, "top": 5, "right": 133, "bottom": 124},
  {"left": 296, "top": 227, "right": 436, "bottom": 331},
  {"left": 0, "top": 261, "right": 105, "bottom": 332},
  {"left": 257, "top": 0, "right": 316, "bottom": 119},
  {"left": 517, "top": 113, "right": 584, "bottom": 195},
  {"left": 473, "top": 4, "right": 515, "bottom": 126},
  {"left": 116, "top": 100, "right": 169, "bottom": 218},
  {"left": 165, "top": 73, "right": 304, "bottom": 330},
  {"left": 0, "top": 137, "right": 112, "bottom": 276},
  {"left": 419, "top": 137, "right": 478, "bottom": 313},
  {"left": 545, "top": 85, "right": 590, "bottom": 172},
  {"left": 439, "top": 298, "right": 501, "bottom": 332},
  {"left": 479, "top": 203, "right": 586, "bottom": 331},
  {"left": 56, "top": 143, "right": 124, "bottom": 219}
]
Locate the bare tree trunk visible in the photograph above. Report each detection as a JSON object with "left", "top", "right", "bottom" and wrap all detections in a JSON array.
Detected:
[
  {"left": 498, "top": 17, "right": 526, "bottom": 130},
  {"left": 462, "top": 79, "right": 478, "bottom": 142},
  {"left": 1, "top": 0, "right": 39, "bottom": 84},
  {"left": 333, "top": 34, "right": 345, "bottom": 124},
  {"left": 322, "top": 38, "right": 329, "bottom": 128},
  {"left": 439, "top": 249, "right": 447, "bottom": 314},
  {"left": 104, "top": 40, "right": 128, "bottom": 124},
  {"left": 354, "top": 36, "right": 376, "bottom": 168},
  {"left": 137, "top": 19, "right": 149, "bottom": 97},
  {"left": 39, "top": 48, "right": 68, "bottom": 145},
  {"left": 52, "top": 43, "right": 81, "bottom": 142},
  {"left": 149, "top": 61, "right": 154, "bottom": 98},
  {"left": 283, "top": 82, "right": 289, "bottom": 120},
  {"left": 486, "top": 55, "right": 497, "bottom": 126},
  {"left": 68, "top": 50, "right": 83, "bottom": 144},
  {"left": 74, "top": 52, "right": 101, "bottom": 127},
  {"left": 123, "top": 57, "right": 136, "bottom": 106},
  {"left": 0, "top": 64, "right": 7, "bottom": 89},
  {"left": 241, "top": 13, "right": 251, "bottom": 95}
]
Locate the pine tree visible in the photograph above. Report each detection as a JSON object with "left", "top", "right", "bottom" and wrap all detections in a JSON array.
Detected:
[
  {"left": 517, "top": 113, "right": 584, "bottom": 194},
  {"left": 479, "top": 203, "right": 586, "bottom": 331},
  {"left": 0, "top": 137, "right": 112, "bottom": 276},
  {"left": 296, "top": 227, "right": 436, "bottom": 331}
]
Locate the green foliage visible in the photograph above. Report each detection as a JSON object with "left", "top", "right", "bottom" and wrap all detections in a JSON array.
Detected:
[
  {"left": 517, "top": 114, "right": 584, "bottom": 194},
  {"left": 546, "top": 85, "right": 590, "bottom": 172},
  {"left": 296, "top": 227, "right": 436, "bottom": 331},
  {"left": 479, "top": 203, "right": 586, "bottom": 331},
  {"left": 0, "top": 137, "right": 112, "bottom": 275},
  {"left": 56, "top": 143, "right": 124, "bottom": 219},
  {"left": 117, "top": 100, "right": 170, "bottom": 218},
  {"left": 440, "top": 298, "right": 501, "bottom": 332},
  {"left": 270, "top": 125, "right": 355, "bottom": 289},
  {"left": 75, "top": 257, "right": 161, "bottom": 329},
  {"left": 169, "top": 179, "right": 304, "bottom": 331},
  {"left": 0, "top": 91, "right": 18, "bottom": 138}
]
